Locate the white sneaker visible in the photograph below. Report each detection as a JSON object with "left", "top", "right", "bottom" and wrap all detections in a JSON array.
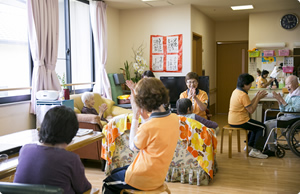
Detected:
[
  {"left": 249, "top": 149, "right": 268, "bottom": 159},
  {"left": 244, "top": 145, "right": 253, "bottom": 152}
]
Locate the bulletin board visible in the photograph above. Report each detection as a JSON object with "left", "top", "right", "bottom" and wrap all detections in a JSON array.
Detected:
[{"left": 150, "top": 34, "right": 182, "bottom": 72}]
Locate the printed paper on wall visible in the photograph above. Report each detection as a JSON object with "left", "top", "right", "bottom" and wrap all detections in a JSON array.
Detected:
[{"left": 150, "top": 34, "right": 182, "bottom": 72}]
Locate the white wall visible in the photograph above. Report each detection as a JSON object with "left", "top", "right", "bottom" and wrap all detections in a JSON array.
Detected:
[
  {"left": 106, "top": 6, "right": 121, "bottom": 74},
  {"left": 249, "top": 9, "right": 300, "bottom": 75},
  {"left": 191, "top": 6, "right": 216, "bottom": 104},
  {"left": 119, "top": 4, "right": 192, "bottom": 78},
  {"left": 215, "top": 20, "right": 248, "bottom": 41},
  {"left": 0, "top": 102, "right": 35, "bottom": 136}
]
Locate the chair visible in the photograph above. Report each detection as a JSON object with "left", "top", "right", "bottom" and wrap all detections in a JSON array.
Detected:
[
  {"left": 120, "top": 182, "right": 171, "bottom": 194},
  {"left": 0, "top": 182, "right": 64, "bottom": 194},
  {"left": 102, "top": 114, "right": 217, "bottom": 186},
  {"left": 263, "top": 109, "right": 300, "bottom": 158},
  {"left": 220, "top": 124, "right": 249, "bottom": 158},
  {"left": 108, "top": 73, "right": 131, "bottom": 109}
]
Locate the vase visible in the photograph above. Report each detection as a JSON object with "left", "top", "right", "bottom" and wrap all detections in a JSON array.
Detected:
[{"left": 63, "top": 88, "right": 70, "bottom": 100}]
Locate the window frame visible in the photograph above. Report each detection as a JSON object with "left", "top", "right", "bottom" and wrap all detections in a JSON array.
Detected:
[{"left": 0, "top": 0, "right": 95, "bottom": 104}]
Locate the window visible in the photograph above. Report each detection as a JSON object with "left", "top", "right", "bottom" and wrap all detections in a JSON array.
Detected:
[
  {"left": 0, "top": 0, "right": 94, "bottom": 104},
  {"left": 57, "top": 0, "right": 94, "bottom": 93},
  {"left": 0, "top": 0, "right": 31, "bottom": 101}
]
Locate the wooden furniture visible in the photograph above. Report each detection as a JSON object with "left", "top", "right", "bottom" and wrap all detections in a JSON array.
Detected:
[
  {"left": 220, "top": 124, "right": 249, "bottom": 158},
  {"left": 0, "top": 129, "right": 104, "bottom": 180},
  {"left": 120, "top": 182, "right": 171, "bottom": 194},
  {"left": 73, "top": 122, "right": 103, "bottom": 160}
]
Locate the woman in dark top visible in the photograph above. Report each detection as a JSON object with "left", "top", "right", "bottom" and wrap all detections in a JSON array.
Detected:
[{"left": 14, "top": 106, "right": 92, "bottom": 194}]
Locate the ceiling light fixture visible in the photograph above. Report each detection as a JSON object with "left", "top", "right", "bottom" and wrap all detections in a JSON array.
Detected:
[
  {"left": 231, "top": 5, "right": 254, "bottom": 10},
  {"left": 141, "top": 0, "right": 164, "bottom": 2}
]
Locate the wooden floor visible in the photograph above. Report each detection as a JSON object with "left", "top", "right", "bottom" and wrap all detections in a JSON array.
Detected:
[{"left": 83, "top": 114, "right": 300, "bottom": 194}]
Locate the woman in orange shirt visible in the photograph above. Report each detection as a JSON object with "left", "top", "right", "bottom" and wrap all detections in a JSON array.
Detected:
[
  {"left": 180, "top": 72, "right": 208, "bottom": 119},
  {"left": 228, "top": 73, "right": 270, "bottom": 159},
  {"left": 102, "top": 78, "right": 179, "bottom": 193}
]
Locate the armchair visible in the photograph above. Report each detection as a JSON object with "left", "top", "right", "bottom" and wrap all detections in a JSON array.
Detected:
[
  {"left": 70, "top": 93, "right": 132, "bottom": 160},
  {"left": 101, "top": 114, "right": 218, "bottom": 186}
]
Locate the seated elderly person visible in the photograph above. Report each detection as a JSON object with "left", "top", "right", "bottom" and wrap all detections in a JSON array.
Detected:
[
  {"left": 264, "top": 75, "right": 300, "bottom": 152},
  {"left": 180, "top": 72, "right": 208, "bottom": 119},
  {"left": 81, "top": 92, "right": 112, "bottom": 123},
  {"left": 176, "top": 98, "right": 218, "bottom": 129}
]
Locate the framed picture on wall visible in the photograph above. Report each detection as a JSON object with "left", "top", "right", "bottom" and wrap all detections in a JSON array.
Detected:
[{"left": 150, "top": 34, "right": 182, "bottom": 72}]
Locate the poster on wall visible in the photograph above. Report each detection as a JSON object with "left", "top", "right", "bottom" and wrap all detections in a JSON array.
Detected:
[
  {"left": 261, "top": 54, "right": 276, "bottom": 72},
  {"left": 150, "top": 34, "right": 182, "bottom": 72}
]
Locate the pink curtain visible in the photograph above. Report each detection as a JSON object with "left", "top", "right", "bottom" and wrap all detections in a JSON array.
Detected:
[
  {"left": 90, "top": 1, "right": 112, "bottom": 99},
  {"left": 27, "top": 0, "right": 61, "bottom": 114}
]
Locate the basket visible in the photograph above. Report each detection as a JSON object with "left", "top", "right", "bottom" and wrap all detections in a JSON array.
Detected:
[
  {"left": 249, "top": 51, "right": 260, "bottom": 57},
  {"left": 282, "top": 66, "right": 294, "bottom": 73},
  {"left": 278, "top": 49, "right": 289, "bottom": 56},
  {"left": 263, "top": 50, "right": 275, "bottom": 57}
]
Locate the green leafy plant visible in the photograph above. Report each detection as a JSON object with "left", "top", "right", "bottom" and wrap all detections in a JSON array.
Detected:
[
  {"left": 57, "top": 73, "right": 67, "bottom": 89},
  {"left": 120, "top": 60, "right": 131, "bottom": 80}
]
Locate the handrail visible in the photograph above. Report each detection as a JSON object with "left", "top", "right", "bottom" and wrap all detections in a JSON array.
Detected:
[{"left": 0, "top": 82, "right": 96, "bottom": 92}]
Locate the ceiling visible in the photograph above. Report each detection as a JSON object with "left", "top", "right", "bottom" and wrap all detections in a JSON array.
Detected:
[{"left": 103, "top": 0, "right": 300, "bottom": 22}]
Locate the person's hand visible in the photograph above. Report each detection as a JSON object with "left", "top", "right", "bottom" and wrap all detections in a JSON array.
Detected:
[
  {"left": 256, "top": 90, "right": 268, "bottom": 100},
  {"left": 98, "top": 103, "right": 108, "bottom": 114},
  {"left": 188, "top": 88, "right": 196, "bottom": 99},
  {"left": 272, "top": 91, "right": 285, "bottom": 104},
  {"left": 129, "top": 91, "right": 141, "bottom": 120},
  {"left": 126, "top": 80, "right": 136, "bottom": 91}
]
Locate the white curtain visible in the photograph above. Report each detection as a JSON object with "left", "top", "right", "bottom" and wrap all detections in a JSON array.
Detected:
[
  {"left": 90, "top": 1, "right": 112, "bottom": 99},
  {"left": 27, "top": 0, "right": 61, "bottom": 114}
]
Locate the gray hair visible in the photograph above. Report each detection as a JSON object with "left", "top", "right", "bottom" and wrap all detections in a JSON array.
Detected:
[{"left": 81, "top": 92, "right": 94, "bottom": 105}]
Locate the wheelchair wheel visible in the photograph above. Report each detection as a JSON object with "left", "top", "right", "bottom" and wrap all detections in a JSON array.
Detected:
[
  {"left": 287, "top": 120, "right": 300, "bottom": 157},
  {"left": 275, "top": 147, "right": 285, "bottom": 158}
]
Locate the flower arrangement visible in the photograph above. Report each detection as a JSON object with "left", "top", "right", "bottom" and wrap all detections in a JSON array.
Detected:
[{"left": 131, "top": 43, "right": 148, "bottom": 83}]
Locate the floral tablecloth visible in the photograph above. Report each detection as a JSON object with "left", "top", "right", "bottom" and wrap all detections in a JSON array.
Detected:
[{"left": 101, "top": 114, "right": 217, "bottom": 179}]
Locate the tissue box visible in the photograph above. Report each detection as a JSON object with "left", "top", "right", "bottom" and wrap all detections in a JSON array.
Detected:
[
  {"left": 278, "top": 49, "right": 289, "bottom": 56},
  {"left": 263, "top": 50, "right": 275, "bottom": 56}
]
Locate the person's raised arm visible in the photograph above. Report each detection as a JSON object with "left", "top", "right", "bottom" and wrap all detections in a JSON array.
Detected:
[
  {"left": 128, "top": 84, "right": 141, "bottom": 151},
  {"left": 190, "top": 88, "right": 207, "bottom": 111},
  {"left": 246, "top": 90, "right": 267, "bottom": 114}
]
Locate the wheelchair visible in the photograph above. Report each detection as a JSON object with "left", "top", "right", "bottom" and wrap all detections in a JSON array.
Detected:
[{"left": 262, "top": 109, "right": 300, "bottom": 158}]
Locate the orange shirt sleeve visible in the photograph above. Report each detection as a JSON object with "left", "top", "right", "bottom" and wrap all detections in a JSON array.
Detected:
[{"left": 134, "top": 124, "right": 150, "bottom": 150}]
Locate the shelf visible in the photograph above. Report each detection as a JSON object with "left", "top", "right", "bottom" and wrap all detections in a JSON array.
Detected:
[{"left": 249, "top": 55, "right": 300, "bottom": 58}]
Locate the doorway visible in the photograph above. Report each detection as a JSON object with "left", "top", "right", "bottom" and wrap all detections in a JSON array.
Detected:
[
  {"left": 192, "top": 33, "right": 202, "bottom": 75},
  {"left": 216, "top": 41, "right": 248, "bottom": 114}
]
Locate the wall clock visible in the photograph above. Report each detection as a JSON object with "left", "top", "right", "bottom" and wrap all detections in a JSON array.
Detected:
[{"left": 280, "top": 14, "right": 298, "bottom": 30}]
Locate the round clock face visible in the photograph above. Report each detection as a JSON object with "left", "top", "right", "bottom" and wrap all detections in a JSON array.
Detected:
[{"left": 280, "top": 14, "right": 298, "bottom": 30}]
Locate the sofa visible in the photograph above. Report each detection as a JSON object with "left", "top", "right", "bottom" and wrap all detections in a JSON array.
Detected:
[
  {"left": 101, "top": 114, "right": 218, "bottom": 186},
  {"left": 70, "top": 92, "right": 132, "bottom": 160}
]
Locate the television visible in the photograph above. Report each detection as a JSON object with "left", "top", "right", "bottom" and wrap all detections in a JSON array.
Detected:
[{"left": 160, "top": 76, "right": 209, "bottom": 112}]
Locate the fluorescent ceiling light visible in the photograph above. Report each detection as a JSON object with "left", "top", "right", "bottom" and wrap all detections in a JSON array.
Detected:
[
  {"left": 142, "top": 0, "right": 164, "bottom": 1},
  {"left": 231, "top": 5, "right": 254, "bottom": 10}
]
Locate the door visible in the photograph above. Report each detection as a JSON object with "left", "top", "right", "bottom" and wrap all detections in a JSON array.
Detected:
[
  {"left": 192, "top": 33, "right": 202, "bottom": 75},
  {"left": 217, "top": 42, "right": 248, "bottom": 114}
]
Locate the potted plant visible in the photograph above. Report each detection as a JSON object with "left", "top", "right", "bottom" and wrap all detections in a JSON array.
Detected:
[
  {"left": 120, "top": 60, "right": 131, "bottom": 81},
  {"left": 57, "top": 73, "right": 70, "bottom": 100}
]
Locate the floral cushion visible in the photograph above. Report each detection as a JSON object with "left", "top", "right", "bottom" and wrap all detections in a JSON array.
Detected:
[{"left": 101, "top": 113, "right": 218, "bottom": 186}]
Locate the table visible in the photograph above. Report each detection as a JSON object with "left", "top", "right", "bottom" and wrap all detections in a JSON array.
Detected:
[
  {"left": 248, "top": 88, "right": 286, "bottom": 122},
  {"left": 0, "top": 129, "right": 104, "bottom": 180}
]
